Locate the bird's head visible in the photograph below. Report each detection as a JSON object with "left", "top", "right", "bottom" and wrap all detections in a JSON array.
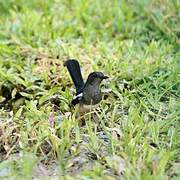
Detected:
[{"left": 86, "top": 72, "right": 108, "bottom": 85}]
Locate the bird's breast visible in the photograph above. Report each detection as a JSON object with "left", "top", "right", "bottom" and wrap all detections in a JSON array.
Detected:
[{"left": 82, "top": 87, "right": 102, "bottom": 105}]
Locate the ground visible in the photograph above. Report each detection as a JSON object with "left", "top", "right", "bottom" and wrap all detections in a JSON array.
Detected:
[{"left": 0, "top": 0, "right": 180, "bottom": 179}]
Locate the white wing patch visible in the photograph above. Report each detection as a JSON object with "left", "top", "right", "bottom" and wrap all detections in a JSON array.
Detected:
[{"left": 73, "top": 92, "right": 83, "bottom": 100}]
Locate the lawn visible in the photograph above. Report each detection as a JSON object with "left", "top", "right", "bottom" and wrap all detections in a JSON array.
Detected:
[{"left": 0, "top": 0, "right": 179, "bottom": 179}]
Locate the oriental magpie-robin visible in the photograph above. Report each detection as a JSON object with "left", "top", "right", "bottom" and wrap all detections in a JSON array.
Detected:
[{"left": 64, "top": 59, "right": 108, "bottom": 108}]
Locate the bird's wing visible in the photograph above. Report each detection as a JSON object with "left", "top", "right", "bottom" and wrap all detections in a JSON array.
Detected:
[
  {"left": 71, "top": 92, "right": 83, "bottom": 105},
  {"left": 64, "top": 59, "right": 84, "bottom": 94}
]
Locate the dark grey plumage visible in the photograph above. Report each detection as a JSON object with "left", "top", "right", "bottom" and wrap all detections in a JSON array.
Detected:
[
  {"left": 64, "top": 59, "right": 84, "bottom": 94},
  {"left": 64, "top": 59, "right": 108, "bottom": 106}
]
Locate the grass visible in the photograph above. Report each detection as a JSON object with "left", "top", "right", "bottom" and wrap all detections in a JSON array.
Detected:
[{"left": 0, "top": 0, "right": 179, "bottom": 179}]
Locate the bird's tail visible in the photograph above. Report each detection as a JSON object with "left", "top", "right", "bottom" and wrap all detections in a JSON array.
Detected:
[{"left": 64, "top": 59, "right": 84, "bottom": 94}]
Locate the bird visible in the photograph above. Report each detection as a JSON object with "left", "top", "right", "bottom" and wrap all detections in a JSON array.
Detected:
[{"left": 64, "top": 59, "right": 108, "bottom": 111}]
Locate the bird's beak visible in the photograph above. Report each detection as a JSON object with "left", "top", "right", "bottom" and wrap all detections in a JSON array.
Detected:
[{"left": 102, "top": 75, "right": 109, "bottom": 79}]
